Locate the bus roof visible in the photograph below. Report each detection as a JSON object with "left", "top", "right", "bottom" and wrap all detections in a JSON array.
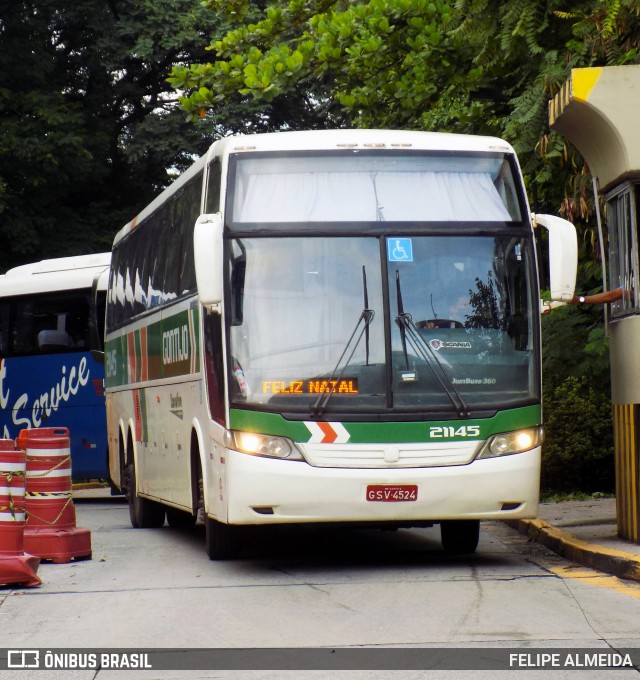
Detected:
[
  {"left": 208, "top": 129, "right": 516, "bottom": 156},
  {"left": 0, "top": 253, "right": 111, "bottom": 297}
]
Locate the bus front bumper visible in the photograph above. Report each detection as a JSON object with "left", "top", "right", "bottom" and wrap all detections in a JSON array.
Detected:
[{"left": 221, "top": 447, "right": 541, "bottom": 525}]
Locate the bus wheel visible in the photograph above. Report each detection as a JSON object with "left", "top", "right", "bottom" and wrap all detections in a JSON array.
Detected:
[
  {"left": 127, "top": 460, "right": 165, "bottom": 529},
  {"left": 440, "top": 520, "right": 480, "bottom": 555},
  {"left": 205, "top": 516, "right": 240, "bottom": 560},
  {"left": 166, "top": 507, "right": 196, "bottom": 528}
]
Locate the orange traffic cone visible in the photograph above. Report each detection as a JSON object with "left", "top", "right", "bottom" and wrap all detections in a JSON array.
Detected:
[
  {"left": 20, "top": 428, "right": 91, "bottom": 564},
  {"left": 0, "top": 439, "right": 41, "bottom": 587}
]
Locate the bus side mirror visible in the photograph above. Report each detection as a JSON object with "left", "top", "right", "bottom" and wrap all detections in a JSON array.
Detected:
[
  {"left": 194, "top": 213, "right": 224, "bottom": 310},
  {"left": 534, "top": 213, "right": 578, "bottom": 304}
]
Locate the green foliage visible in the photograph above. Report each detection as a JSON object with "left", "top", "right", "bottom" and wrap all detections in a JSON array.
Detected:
[
  {"left": 541, "top": 301, "right": 610, "bottom": 391},
  {"left": 541, "top": 490, "right": 613, "bottom": 502},
  {"left": 570, "top": 0, "right": 640, "bottom": 65},
  {"left": 541, "top": 375, "right": 614, "bottom": 493},
  {"left": 173, "top": 0, "right": 639, "bottom": 218},
  {"left": 3, "top": 0, "right": 637, "bottom": 273},
  {"left": 169, "top": 0, "right": 485, "bottom": 130},
  {"left": 0, "top": 0, "right": 256, "bottom": 270},
  {"left": 540, "top": 299, "right": 613, "bottom": 493}
]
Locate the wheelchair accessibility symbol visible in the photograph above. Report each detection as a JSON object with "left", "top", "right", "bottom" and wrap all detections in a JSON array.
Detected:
[{"left": 387, "top": 238, "right": 413, "bottom": 262}]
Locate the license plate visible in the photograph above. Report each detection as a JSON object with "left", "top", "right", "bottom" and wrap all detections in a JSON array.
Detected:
[{"left": 366, "top": 484, "right": 418, "bottom": 502}]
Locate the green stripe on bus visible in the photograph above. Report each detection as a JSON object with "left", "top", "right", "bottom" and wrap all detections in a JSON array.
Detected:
[
  {"left": 229, "top": 404, "right": 541, "bottom": 444},
  {"left": 105, "top": 305, "right": 201, "bottom": 388},
  {"left": 140, "top": 388, "right": 148, "bottom": 442}
]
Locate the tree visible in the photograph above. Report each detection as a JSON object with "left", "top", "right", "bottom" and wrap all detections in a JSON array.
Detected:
[
  {"left": 465, "top": 274, "right": 504, "bottom": 331},
  {"left": 172, "top": 0, "right": 639, "bottom": 204},
  {"left": 541, "top": 375, "right": 615, "bottom": 493},
  {"left": 0, "top": 0, "right": 245, "bottom": 270},
  {"left": 169, "top": 0, "right": 489, "bottom": 131}
]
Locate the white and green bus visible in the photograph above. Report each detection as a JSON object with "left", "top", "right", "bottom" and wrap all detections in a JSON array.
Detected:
[{"left": 104, "top": 129, "right": 577, "bottom": 559}]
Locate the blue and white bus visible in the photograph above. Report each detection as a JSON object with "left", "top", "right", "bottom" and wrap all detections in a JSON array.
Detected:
[{"left": 0, "top": 253, "right": 111, "bottom": 480}]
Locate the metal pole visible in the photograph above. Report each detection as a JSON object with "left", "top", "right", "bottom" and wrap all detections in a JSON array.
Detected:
[{"left": 592, "top": 176, "right": 609, "bottom": 335}]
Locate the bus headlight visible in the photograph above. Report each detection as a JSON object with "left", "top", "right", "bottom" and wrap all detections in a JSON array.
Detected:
[
  {"left": 227, "top": 430, "right": 304, "bottom": 461},
  {"left": 476, "top": 427, "right": 543, "bottom": 459}
]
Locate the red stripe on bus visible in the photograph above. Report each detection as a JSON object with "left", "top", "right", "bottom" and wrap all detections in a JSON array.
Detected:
[{"left": 140, "top": 326, "right": 148, "bottom": 381}]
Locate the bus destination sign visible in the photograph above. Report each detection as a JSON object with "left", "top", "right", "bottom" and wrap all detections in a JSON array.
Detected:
[{"left": 262, "top": 378, "right": 359, "bottom": 395}]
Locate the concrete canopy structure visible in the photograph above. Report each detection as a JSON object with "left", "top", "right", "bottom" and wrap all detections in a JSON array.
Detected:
[
  {"left": 549, "top": 64, "right": 640, "bottom": 544},
  {"left": 549, "top": 65, "right": 640, "bottom": 192}
]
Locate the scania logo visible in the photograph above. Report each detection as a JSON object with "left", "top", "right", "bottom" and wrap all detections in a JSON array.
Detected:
[{"left": 428, "top": 339, "right": 472, "bottom": 351}]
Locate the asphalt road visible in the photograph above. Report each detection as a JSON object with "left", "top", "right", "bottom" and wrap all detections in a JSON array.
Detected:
[{"left": 2, "top": 492, "right": 640, "bottom": 679}]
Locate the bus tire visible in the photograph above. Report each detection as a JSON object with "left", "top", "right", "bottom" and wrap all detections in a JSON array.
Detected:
[
  {"left": 127, "top": 460, "right": 165, "bottom": 529},
  {"left": 205, "top": 516, "right": 239, "bottom": 560},
  {"left": 440, "top": 520, "right": 480, "bottom": 555},
  {"left": 166, "top": 507, "right": 196, "bottom": 528}
]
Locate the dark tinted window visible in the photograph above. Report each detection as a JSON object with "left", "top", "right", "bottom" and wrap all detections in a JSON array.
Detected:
[
  {"left": 106, "top": 173, "right": 203, "bottom": 331},
  {"left": 0, "top": 291, "right": 92, "bottom": 356}
]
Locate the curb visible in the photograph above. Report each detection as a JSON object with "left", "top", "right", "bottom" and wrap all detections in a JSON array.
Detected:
[
  {"left": 508, "top": 518, "right": 640, "bottom": 582},
  {"left": 72, "top": 482, "right": 108, "bottom": 491}
]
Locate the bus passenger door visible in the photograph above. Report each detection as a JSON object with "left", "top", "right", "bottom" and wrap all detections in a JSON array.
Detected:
[{"left": 202, "top": 308, "right": 227, "bottom": 522}]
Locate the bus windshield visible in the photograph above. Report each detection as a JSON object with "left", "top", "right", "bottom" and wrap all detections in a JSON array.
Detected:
[
  {"left": 229, "top": 151, "right": 523, "bottom": 225},
  {"left": 228, "top": 234, "right": 537, "bottom": 415}
]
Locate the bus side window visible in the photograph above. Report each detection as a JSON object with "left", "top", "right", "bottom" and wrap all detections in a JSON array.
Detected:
[
  {"left": 205, "top": 158, "right": 221, "bottom": 214},
  {"left": 14, "top": 300, "right": 36, "bottom": 355},
  {"left": 176, "top": 176, "right": 200, "bottom": 296},
  {"left": 163, "top": 198, "right": 180, "bottom": 300},
  {"left": 204, "top": 309, "right": 225, "bottom": 425},
  {"left": 0, "top": 301, "right": 10, "bottom": 355},
  {"left": 229, "top": 239, "right": 246, "bottom": 326},
  {"left": 65, "top": 296, "right": 91, "bottom": 349}
]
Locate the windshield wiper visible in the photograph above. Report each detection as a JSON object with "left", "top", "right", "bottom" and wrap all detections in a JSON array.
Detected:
[
  {"left": 371, "top": 173, "right": 385, "bottom": 221},
  {"left": 310, "top": 266, "right": 374, "bottom": 418},
  {"left": 395, "top": 270, "right": 411, "bottom": 371},
  {"left": 395, "top": 270, "right": 470, "bottom": 418},
  {"left": 363, "top": 265, "right": 371, "bottom": 366}
]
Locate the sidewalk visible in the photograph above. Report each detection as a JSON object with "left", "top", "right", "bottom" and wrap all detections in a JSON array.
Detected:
[{"left": 509, "top": 497, "right": 640, "bottom": 582}]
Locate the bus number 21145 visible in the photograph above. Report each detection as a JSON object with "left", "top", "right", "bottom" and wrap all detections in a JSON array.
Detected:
[{"left": 429, "top": 425, "right": 481, "bottom": 439}]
